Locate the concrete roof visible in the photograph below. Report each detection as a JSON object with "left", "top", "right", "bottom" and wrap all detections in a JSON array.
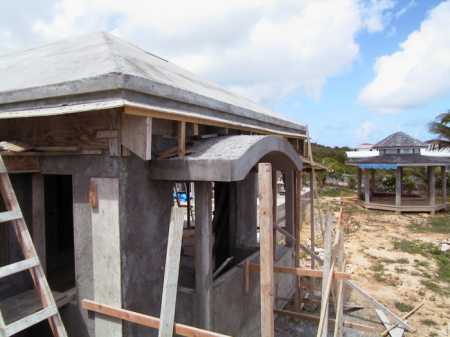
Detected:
[
  {"left": 150, "top": 135, "right": 303, "bottom": 181},
  {"left": 374, "top": 132, "right": 426, "bottom": 148},
  {"left": 0, "top": 32, "right": 306, "bottom": 136}
]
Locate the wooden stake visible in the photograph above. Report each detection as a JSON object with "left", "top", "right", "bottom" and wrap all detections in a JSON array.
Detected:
[
  {"left": 158, "top": 208, "right": 185, "bottom": 337},
  {"left": 258, "top": 163, "right": 274, "bottom": 337},
  {"left": 178, "top": 121, "right": 186, "bottom": 157}
]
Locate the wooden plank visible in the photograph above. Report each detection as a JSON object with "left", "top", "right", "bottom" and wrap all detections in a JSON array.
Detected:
[
  {"left": 0, "top": 257, "right": 39, "bottom": 279},
  {"left": 5, "top": 305, "right": 58, "bottom": 337},
  {"left": 82, "top": 300, "right": 232, "bottom": 337},
  {"left": 274, "top": 309, "right": 380, "bottom": 333},
  {"left": 317, "top": 220, "right": 333, "bottom": 337},
  {"left": 178, "top": 122, "right": 186, "bottom": 157},
  {"left": 194, "top": 182, "right": 213, "bottom": 329},
  {"left": 258, "top": 162, "right": 274, "bottom": 337},
  {"left": 376, "top": 310, "right": 404, "bottom": 337},
  {"left": 3, "top": 157, "right": 40, "bottom": 173},
  {"left": 333, "top": 229, "right": 345, "bottom": 337},
  {"left": 294, "top": 171, "right": 302, "bottom": 310},
  {"left": 0, "top": 210, "right": 22, "bottom": 223},
  {"left": 121, "top": 114, "right": 152, "bottom": 160},
  {"left": 309, "top": 169, "right": 315, "bottom": 270},
  {"left": 248, "top": 263, "right": 350, "bottom": 280},
  {"left": 91, "top": 178, "right": 122, "bottom": 337},
  {"left": 158, "top": 207, "right": 185, "bottom": 337},
  {"left": 32, "top": 174, "right": 46, "bottom": 272},
  {"left": 124, "top": 105, "right": 307, "bottom": 139}
]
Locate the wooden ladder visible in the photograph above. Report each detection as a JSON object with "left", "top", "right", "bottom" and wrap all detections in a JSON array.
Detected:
[{"left": 0, "top": 157, "right": 67, "bottom": 337}]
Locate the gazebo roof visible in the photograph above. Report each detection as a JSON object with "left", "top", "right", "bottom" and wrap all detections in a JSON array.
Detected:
[
  {"left": 347, "top": 153, "right": 450, "bottom": 167},
  {"left": 374, "top": 132, "right": 426, "bottom": 148}
]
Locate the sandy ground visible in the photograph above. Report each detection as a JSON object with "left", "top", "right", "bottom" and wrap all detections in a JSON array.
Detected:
[{"left": 301, "top": 196, "right": 450, "bottom": 337}]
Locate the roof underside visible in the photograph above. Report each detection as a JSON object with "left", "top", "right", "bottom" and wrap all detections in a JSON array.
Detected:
[
  {"left": 347, "top": 154, "right": 450, "bottom": 166},
  {"left": 0, "top": 32, "right": 306, "bottom": 136},
  {"left": 374, "top": 131, "right": 426, "bottom": 148},
  {"left": 150, "top": 135, "right": 303, "bottom": 181}
]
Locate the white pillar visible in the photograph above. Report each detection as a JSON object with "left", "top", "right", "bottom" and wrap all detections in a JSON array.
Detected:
[
  {"left": 364, "top": 170, "right": 370, "bottom": 203},
  {"left": 395, "top": 167, "right": 402, "bottom": 207}
]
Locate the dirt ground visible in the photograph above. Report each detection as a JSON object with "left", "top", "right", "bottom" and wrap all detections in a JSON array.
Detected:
[{"left": 303, "top": 194, "right": 450, "bottom": 337}]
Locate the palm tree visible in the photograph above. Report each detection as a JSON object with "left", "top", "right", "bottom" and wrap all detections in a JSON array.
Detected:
[{"left": 429, "top": 110, "right": 450, "bottom": 148}]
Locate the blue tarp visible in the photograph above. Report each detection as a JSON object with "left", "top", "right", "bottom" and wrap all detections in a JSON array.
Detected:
[{"left": 357, "top": 163, "right": 398, "bottom": 170}]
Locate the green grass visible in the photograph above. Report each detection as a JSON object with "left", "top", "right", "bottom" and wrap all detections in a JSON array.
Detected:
[
  {"left": 408, "top": 216, "right": 450, "bottom": 234},
  {"left": 394, "top": 302, "right": 414, "bottom": 312},
  {"left": 393, "top": 239, "right": 450, "bottom": 291},
  {"left": 421, "top": 319, "right": 437, "bottom": 326},
  {"left": 319, "top": 186, "right": 355, "bottom": 198}
]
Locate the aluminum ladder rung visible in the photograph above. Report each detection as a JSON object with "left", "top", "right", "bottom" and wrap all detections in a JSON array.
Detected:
[
  {"left": 4, "top": 305, "right": 58, "bottom": 337},
  {"left": 0, "top": 210, "right": 21, "bottom": 223},
  {"left": 0, "top": 257, "right": 40, "bottom": 279}
]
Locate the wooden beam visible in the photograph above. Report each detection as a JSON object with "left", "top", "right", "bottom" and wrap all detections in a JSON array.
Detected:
[
  {"left": 121, "top": 114, "right": 152, "bottom": 160},
  {"left": 248, "top": 263, "right": 350, "bottom": 280},
  {"left": 333, "top": 229, "right": 345, "bottom": 337},
  {"left": 82, "top": 300, "right": 232, "bottom": 337},
  {"left": 32, "top": 174, "right": 46, "bottom": 273},
  {"left": 158, "top": 207, "right": 185, "bottom": 337},
  {"left": 428, "top": 166, "right": 436, "bottom": 211},
  {"left": 317, "top": 221, "right": 333, "bottom": 337},
  {"left": 124, "top": 105, "right": 306, "bottom": 140},
  {"left": 178, "top": 122, "right": 186, "bottom": 157},
  {"left": 309, "top": 169, "right": 315, "bottom": 269},
  {"left": 91, "top": 178, "right": 122, "bottom": 337},
  {"left": 274, "top": 309, "right": 380, "bottom": 333},
  {"left": 194, "top": 182, "right": 213, "bottom": 329},
  {"left": 258, "top": 163, "right": 274, "bottom": 337},
  {"left": 357, "top": 168, "right": 362, "bottom": 200},
  {"left": 3, "top": 156, "right": 40, "bottom": 173}
]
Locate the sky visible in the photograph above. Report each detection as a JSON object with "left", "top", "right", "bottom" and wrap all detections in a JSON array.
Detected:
[{"left": 1, "top": 0, "right": 449, "bottom": 147}]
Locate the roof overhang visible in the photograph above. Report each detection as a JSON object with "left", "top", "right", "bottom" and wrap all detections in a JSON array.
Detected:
[{"left": 149, "top": 135, "right": 303, "bottom": 181}]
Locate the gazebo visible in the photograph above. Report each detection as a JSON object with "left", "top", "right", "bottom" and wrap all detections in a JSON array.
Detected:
[{"left": 346, "top": 132, "right": 450, "bottom": 214}]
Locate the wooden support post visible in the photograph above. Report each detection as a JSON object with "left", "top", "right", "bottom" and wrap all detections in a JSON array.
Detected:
[
  {"left": 272, "top": 169, "right": 278, "bottom": 256},
  {"left": 258, "top": 163, "right": 274, "bottom": 337},
  {"left": 442, "top": 166, "right": 447, "bottom": 210},
  {"left": 333, "top": 229, "right": 345, "bottom": 337},
  {"left": 370, "top": 170, "right": 376, "bottom": 193},
  {"left": 178, "top": 122, "right": 186, "bottom": 157},
  {"left": 357, "top": 169, "right": 362, "bottom": 200},
  {"left": 395, "top": 167, "right": 402, "bottom": 208},
  {"left": 32, "top": 173, "right": 46, "bottom": 273},
  {"left": 428, "top": 166, "right": 436, "bottom": 213},
  {"left": 294, "top": 171, "right": 302, "bottom": 310},
  {"left": 309, "top": 169, "right": 315, "bottom": 269},
  {"left": 317, "top": 219, "right": 333, "bottom": 337},
  {"left": 158, "top": 207, "right": 185, "bottom": 337},
  {"left": 364, "top": 170, "right": 370, "bottom": 204},
  {"left": 194, "top": 182, "right": 213, "bottom": 330}
]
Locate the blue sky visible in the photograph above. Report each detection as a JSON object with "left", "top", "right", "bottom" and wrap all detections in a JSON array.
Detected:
[
  {"left": 1, "top": 0, "right": 450, "bottom": 148},
  {"left": 272, "top": 0, "right": 450, "bottom": 147}
]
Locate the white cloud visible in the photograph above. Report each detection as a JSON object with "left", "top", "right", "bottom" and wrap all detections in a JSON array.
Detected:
[
  {"left": 0, "top": 0, "right": 395, "bottom": 105},
  {"left": 361, "top": 0, "right": 396, "bottom": 33},
  {"left": 28, "top": 0, "right": 371, "bottom": 103},
  {"left": 356, "top": 120, "right": 376, "bottom": 141},
  {"left": 359, "top": 0, "right": 450, "bottom": 113}
]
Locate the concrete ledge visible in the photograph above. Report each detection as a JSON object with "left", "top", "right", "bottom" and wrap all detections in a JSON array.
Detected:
[{"left": 149, "top": 135, "right": 303, "bottom": 182}]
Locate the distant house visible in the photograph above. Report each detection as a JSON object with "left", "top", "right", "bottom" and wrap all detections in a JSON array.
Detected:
[{"left": 346, "top": 132, "right": 450, "bottom": 214}]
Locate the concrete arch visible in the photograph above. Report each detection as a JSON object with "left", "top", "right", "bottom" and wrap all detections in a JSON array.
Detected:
[{"left": 149, "top": 135, "right": 303, "bottom": 181}]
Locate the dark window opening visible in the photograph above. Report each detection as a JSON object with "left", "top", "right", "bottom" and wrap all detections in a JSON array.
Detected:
[{"left": 44, "top": 175, "right": 75, "bottom": 292}]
